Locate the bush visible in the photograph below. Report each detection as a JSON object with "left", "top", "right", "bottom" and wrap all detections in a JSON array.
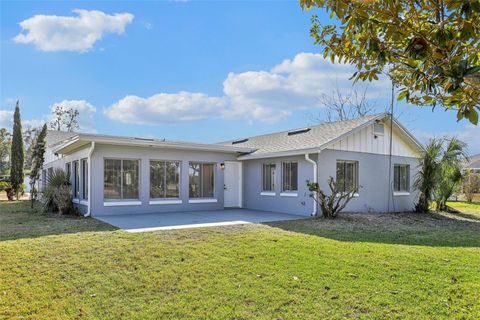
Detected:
[
  {"left": 0, "top": 181, "right": 14, "bottom": 201},
  {"left": 53, "top": 185, "right": 73, "bottom": 215},
  {"left": 307, "top": 177, "right": 357, "bottom": 219},
  {"left": 42, "top": 168, "right": 70, "bottom": 213}
]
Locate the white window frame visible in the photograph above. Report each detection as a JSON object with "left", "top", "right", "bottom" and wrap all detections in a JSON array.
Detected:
[
  {"left": 282, "top": 161, "right": 298, "bottom": 192},
  {"left": 73, "top": 161, "right": 80, "bottom": 199},
  {"left": 149, "top": 159, "right": 181, "bottom": 200},
  {"left": 336, "top": 160, "right": 359, "bottom": 193},
  {"left": 262, "top": 163, "right": 276, "bottom": 192},
  {"left": 188, "top": 162, "right": 216, "bottom": 199},
  {"left": 103, "top": 158, "right": 141, "bottom": 201},
  {"left": 81, "top": 158, "right": 88, "bottom": 200},
  {"left": 393, "top": 164, "right": 410, "bottom": 194}
]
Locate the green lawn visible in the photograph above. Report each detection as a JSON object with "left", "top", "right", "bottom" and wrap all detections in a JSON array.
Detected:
[{"left": 1, "top": 201, "right": 479, "bottom": 319}]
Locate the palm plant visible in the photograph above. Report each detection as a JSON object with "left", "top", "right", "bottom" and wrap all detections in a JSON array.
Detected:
[
  {"left": 414, "top": 138, "right": 443, "bottom": 213},
  {"left": 414, "top": 137, "right": 468, "bottom": 212},
  {"left": 434, "top": 138, "right": 468, "bottom": 211},
  {"left": 43, "top": 168, "right": 70, "bottom": 212}
]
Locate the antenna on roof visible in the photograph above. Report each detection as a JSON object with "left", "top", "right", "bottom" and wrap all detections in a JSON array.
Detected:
[{"left": 387, "top": 80, "right": 395, "bottom": 213}]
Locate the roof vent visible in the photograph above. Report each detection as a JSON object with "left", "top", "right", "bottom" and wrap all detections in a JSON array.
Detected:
[
  {"left": 287, "top": 128, "right": 311, "bottom": 136},
  {"left": 232, "top": 138, "right": 248, "bottom": 144},
  {"left": 134, "top": 137, "right": 155, "bottom": 141}
]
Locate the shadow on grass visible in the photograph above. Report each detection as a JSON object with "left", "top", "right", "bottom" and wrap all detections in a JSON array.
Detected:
[
  {"left": 0, "top": 201, "right": 118, "bottom": 241},
  {"left": 265, "top": 212, "right": 480, "bottom": 248}
]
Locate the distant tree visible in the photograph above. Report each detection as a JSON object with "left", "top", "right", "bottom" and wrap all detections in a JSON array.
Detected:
[
  {"left": 10, "top": 101, "right": 24, "bottom": 199},
  {"left": 301, "top": 0, "right": 480, "bottom": 124},
  {"left": 23, "top": 125, "right": 41, "bottom": 169},
  {"left": 0, "top": 128, "right": 11, "bottom": 175},
  {"left": 463, "top": 171, "right": 480, "bottom": 203},
  {"left": 49, "top": 105, "right": 79, "bottom": 132},
  {"left": 313, "top": 84, "right": 374, "bottom": 123},
  {"left": 29, "top": 124, "right": 47, "bottom": 208}
]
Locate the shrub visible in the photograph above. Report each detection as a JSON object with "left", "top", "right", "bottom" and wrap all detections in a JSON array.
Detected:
[
  {"left": 53, "top": 185, "right": 73, "bottom": 215},
  {"left": 307, "top": 177, "right": 357, "bottom": 219},
  {"left": 0, "top": 181, "right": 14, "bottom": 201},
  {"left": 43, "top": 168, "right": 70, "bottom": 213}
]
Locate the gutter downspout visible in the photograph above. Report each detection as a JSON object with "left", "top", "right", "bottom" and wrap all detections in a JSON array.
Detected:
[
  {"left": 305, "top": 153, "right": 318, "bottom": 216},
  {"left": 84, "top": 141, "right": 95, "bottom": 217}
]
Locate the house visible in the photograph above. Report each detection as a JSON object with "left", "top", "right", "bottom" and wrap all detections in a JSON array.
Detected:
[
  {"left": 41, "top": 113, "right": 423, "bottom": 217},
  {"left": 463, "top": 154, "right": 480, "bottom": 174}
]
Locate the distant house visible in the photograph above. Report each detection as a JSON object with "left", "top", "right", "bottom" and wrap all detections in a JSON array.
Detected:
[
  {"left": 41, "top": 113, "right": 423, "bottom": 217},
  {"left": 464, "top": 154, "right": 480, "bottom": 173}
]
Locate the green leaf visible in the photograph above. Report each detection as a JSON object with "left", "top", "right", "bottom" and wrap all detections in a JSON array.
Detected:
[
  {"left": 468, "top": 109, "right": 478, "bottom": 125},
  {"left": 397, "top": 90, "right": 408, "bottom": 101}
]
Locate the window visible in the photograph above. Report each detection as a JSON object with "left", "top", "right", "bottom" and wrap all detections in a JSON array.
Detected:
[
  {"left": 104, "top": 159, "right": 139, "bottom": 200},
  {"left": 336, "top": 160, "right": 358, "bottom": 192},
  {"left": 282, "top": 162, "right": 298, "bottom": 192},
  {"left": 42, "top": 169, "right": 47, "bottom": 190},
  {"left": 81, "top": 159, "right": 88, "bottom": 200},
  {"left": 189, "top": 162, "right": 215, "bottom": 198},
  {"left": 73, "top": 161, "right": 80, "bottom": 199},
  {"left": 262, "top": 163, "right": 276, "bottom": 191},
  {"left": 394, "top": 164, "right": 410, "bottom": 192},
  {"left": 65, "top": 163, "right": 71, "bottom": 181},
  {"left": 150, "top": 160, "right": 180, "bottom": 198}
]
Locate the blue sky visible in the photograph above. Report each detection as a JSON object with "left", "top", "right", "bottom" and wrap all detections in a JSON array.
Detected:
[{"left": 1, "top": 1, "right": 478, "bottom": 153}]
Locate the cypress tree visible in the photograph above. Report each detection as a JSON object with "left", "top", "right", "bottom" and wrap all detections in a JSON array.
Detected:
[
  {"left": 10, "top": 100, "right": 24, "bottom": 200},
  {"left": 30, "top": 123, "right": 47, "bottom": 208}
]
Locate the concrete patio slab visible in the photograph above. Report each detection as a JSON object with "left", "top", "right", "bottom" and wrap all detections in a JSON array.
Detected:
[{"left": 94, "top": 209, "right": 307, "bottom": 232}]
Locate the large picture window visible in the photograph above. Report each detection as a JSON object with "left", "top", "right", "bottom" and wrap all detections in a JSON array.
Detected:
[
  {"left": 73, "top": 161, "right": 80, "bottom": 199},
  {"left": 150, "top": 160, "right": 180, "bottom": 198},
  {"left": 104, "top": 159, "right": 139, "bottom": 200},
  {"left": 282, "top": 162, "right": 298, "bottom": 192},
  {"left": 81, "top": 159, "right": 88, "bottom": 200},
  {"left": 394, "top": 164, "right": 410, "bottom": 192},
  {"left": 336, "top": 160, "right": 358, "bottom": 192},
  {"left": 189, "top": 162, "right": 215, "bottom": 198},
  {"left": 262, "top": 163, "right": 276, "bottom": 191}
]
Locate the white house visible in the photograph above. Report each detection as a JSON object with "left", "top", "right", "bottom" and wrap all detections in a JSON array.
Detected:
[{"left": 41, "top": 113, "right": 423, "bottom": 217}]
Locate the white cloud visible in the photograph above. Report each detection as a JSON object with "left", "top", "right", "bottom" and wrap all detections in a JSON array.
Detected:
[
  {"left": 105, "top": 92, "right": 227, "bottom": 125},
  {"left": 0, "top": 110, "right": 14, "bottom": 128},
  {"left": 105, "top": 52, "right": 387, "bottom": 124},
  {"left": 50, "top": 100, "right": 97, "bottom": 132},
  {"left": 1, "top": 100, "right": 97, "bottom": 132},
  {"left": 14, "top": 9, "right": 134, "bottom": 52}
]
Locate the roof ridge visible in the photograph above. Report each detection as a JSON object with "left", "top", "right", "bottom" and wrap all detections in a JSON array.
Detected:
[{"left": 219, "top": 113, "right": 386, "bottom": 144}]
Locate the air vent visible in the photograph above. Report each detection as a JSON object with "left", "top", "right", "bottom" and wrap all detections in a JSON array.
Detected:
[
  {"left": 232, "top": 138, "right": 248, "bottom": 144},
  {"left": 287, "top": 128, "right": 311, "bottom": 136},
  {"left": 373, "top": 123, "right": 384, "bottom": 135}
]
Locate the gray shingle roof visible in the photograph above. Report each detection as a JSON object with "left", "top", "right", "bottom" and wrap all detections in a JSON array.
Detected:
[
  {"left": 46, "top": 130, "right": 76, "bottom": 147},
  {"left": 220, "top": 113, "right": 386, "bottom": 157},
  {"left": 465, "top": 154, "right": 480, "bottom": 169}
]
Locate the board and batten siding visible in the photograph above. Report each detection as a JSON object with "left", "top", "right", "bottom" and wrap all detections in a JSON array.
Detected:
[{"left": 327, "top": 122, "right": 419, "bottom": 158}]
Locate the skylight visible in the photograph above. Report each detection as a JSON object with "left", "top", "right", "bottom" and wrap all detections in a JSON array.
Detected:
[
  {"left": 232, "top": 138, "right": 248, "bottom": 144},
  {"left": 287, "top": 128, "right": 311, "bottom": 136}
]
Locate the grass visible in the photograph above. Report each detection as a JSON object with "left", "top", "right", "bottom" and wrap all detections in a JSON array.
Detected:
[
  {"left": 1, "top": 201, "right": 479, "bottom": 319},
  {"left": 447, "top": 201, "right": 480, "bottom": 218}
]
